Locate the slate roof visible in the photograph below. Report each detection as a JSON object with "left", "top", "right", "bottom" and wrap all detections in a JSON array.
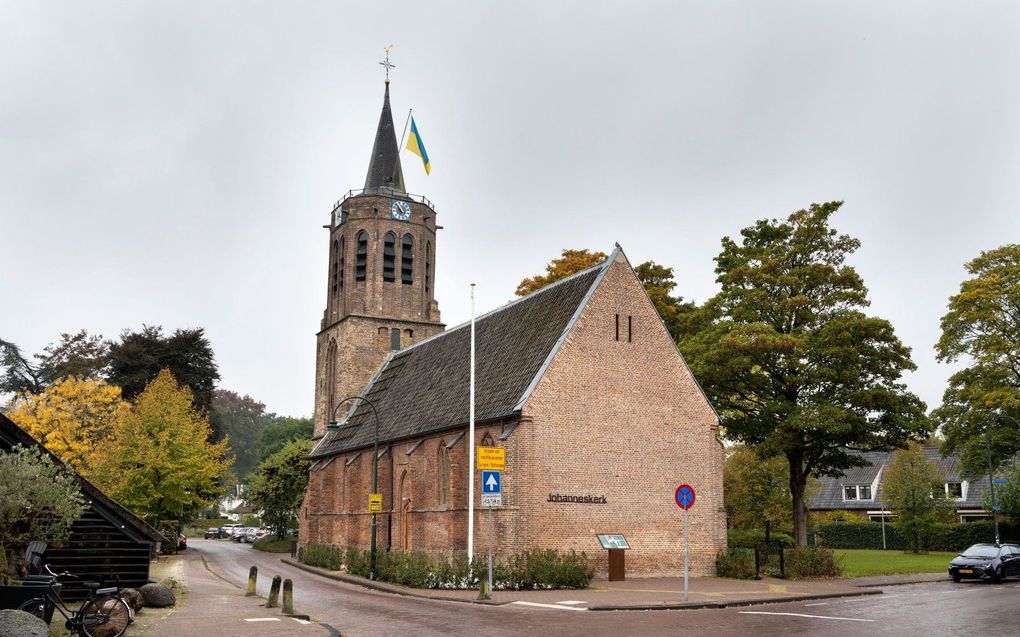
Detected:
[
  {"left": 310, "top": 254, "right": 612, "bottom": 458},
  {"left": 363, "top": 82, "right": 405, "bottom": 194},
  {"left": 809, "top": 445, "right": 992, "bottom": 511}
]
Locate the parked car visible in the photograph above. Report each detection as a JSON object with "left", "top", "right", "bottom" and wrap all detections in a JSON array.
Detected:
[
  {"left": 178, "top": 533, "right": 187, "bottom": 550},
  {"left": 232, "top": 527, "right": 252, "bottom": 542},
  {"left": 204, "top": 527, "right": 221, "bottom": 539},
  {"left": 221, "top": 524, "right": 242, "bottom": 538},
  {"left": 245, "top": 528, "right": 268, "bottom": 543},
  {"left": 948, "top": 543, "right": 1020, "bottom": 583}
]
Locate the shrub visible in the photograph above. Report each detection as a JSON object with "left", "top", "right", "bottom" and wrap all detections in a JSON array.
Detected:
[
  {"left": 785, "top": 547, "right": 842, "bottom": 578},
  {"left": 252, "top": 537, "right": 292, "bottom": 553},
  {"left": 715, "top": 548, "right": 756, "bottom": 579},
  {"left": 817, "top": 520, "right": 1018, "bottom": 552},
  {"left": 301, "top": 543, "right": 343, "bottom": 570},
  {"left": 344, "top": 546, "right": 372, "bottom": 577}
]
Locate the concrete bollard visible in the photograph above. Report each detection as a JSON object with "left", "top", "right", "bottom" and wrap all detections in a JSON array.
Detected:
[
  {"left": 282, "top": 578, "right": 295, "bottom": 614},
  {"left": 245, "top": 566, "right": 258, "bottom": 596},
  {"left": 265, "top": 575, "right": 282, "bottom": 608}
]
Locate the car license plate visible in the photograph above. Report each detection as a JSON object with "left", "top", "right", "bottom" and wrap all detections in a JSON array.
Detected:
[{"left": 958, "top": 569, "right": 974, "bottom": 574}]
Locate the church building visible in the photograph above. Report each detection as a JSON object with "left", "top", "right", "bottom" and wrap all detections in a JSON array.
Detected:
[{"left": 299, "top": 79, "right": 726, "bottom": 577}]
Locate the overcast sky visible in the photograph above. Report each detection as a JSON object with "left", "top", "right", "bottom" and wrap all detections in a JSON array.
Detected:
[{"left": 2, "top": 1, "right": 1018, "bottom": 418}]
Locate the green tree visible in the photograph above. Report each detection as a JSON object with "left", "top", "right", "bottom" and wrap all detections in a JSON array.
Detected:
[
  {"left": 883, "top": 443, "right": 953, "bottom": 552},
  {"left": 723, "top": 445, "right": 791, "bottom": 532},
  {"left": 91, "top": 369, "right": 230, "bottom": 523},
  {"left": 106, "top": 325, "right": 221, "bottom": 438},
  {"left": 245, "top": 439, "right": 312, "bottom": 538},
  {"left": 515, "top": 249, "right": 608, "bottom": 296},
  {"left": 681, "top": 202, "right": 928, "bottom": 545},
  {"left": 993, "top": 463, "right": 1020, "bottom": 525},
  {"left": 211, "top": 390, "right": 265, "bottom": 479},
  {"left": 0, "top": 445, "right": 85, "bottom": 583},
  {"left": 933, "top": 244, "right": 1020, "bottom": 475},
  {"left": 0, "top": 331, "right": 109, "bottom": 399},
  {"left": 0, "top": 338, "right": 45, "bottom": 396},
  {"left": 257, "top": 415, "right": 313, "bottom": 462}
]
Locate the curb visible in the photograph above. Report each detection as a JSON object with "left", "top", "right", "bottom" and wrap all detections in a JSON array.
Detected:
[{"left": 281, "top": 558, "right": 884, "bottom": 611}]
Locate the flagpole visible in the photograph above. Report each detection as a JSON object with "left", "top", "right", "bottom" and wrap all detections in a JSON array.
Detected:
[
  {"left": 398, "top": 108, "right": 412, "bottom": 152},
  {"left": 468, "top": 283, "right": 476, "bottom": 566}
]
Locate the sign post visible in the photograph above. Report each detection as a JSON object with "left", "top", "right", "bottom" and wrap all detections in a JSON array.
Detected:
[
  {"left": 674, "top": 484, "right": 696, "bottom": 602},
  {"left": 481, "top": 470, "right": 501, "bottom": 598}
]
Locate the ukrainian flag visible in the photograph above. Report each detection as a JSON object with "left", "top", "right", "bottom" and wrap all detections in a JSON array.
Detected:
[{"left": 405, "top": 116, "right": 430, "bottom": 175}]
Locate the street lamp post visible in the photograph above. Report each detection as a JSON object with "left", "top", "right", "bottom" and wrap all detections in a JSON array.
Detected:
[{"left": 327, "top": 395, "right": 381, "bottom": 580}]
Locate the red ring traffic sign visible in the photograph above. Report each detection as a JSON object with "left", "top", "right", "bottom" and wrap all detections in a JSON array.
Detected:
[{"left": 675, "top": 484, "right": 696, "bottom": 510}]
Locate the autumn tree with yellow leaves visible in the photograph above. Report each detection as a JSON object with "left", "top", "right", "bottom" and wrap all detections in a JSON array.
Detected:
[
  {"left": 91, "top": 369, "right": 230, "bottom": 523},
  {"left": 6, "top": 376, "right": 128, "bottom": 480}
]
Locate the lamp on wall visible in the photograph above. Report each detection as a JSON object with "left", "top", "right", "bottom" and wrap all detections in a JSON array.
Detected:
[{"left": 328, "top": 395, "right": 381, "bottom": 580}]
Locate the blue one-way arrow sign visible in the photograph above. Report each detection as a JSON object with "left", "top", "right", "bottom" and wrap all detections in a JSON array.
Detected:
[{"left": 482, "top": 470, "right": 501, "bottom": 493}]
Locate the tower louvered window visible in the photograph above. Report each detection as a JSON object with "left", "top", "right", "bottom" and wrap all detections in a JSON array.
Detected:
[
  {"left": 401, "top": 234, "right": 413, "bottom": 284},
  {"left": 330, "top": 239, "right": 339, "bottom": 298},
  {"left": 425, "top": 241, "right": 432, "bottom": 296},
  {"left": 356, "top": 231, "right": 368, "bottom": 281},
  {"left": 338, "top": 236, "right": 345, "bottom": 291},
  {"left": 383, "top": 233, "right": 396, "bottom": 282}
]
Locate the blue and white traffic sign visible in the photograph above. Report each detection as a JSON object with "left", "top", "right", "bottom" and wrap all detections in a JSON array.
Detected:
[
  {"left": 482, "top": 470, "right": 501, "bottom": 494},
  {"left": 481, "top": 470, "right": 502, "bottom": 507}
]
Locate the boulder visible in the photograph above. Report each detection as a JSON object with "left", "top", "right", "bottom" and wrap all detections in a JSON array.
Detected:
[
  {"left": 0, "top": 609, "right": 49, "bottom": 637},
  {"left": 158, "top": 576, "right": 183, "bottom": 592},
  {"left": 139, "top": 583, "right": 176, "bottom": 608},
  {"left": 120, "top": 587, "right": 144, "bottom": 610}
]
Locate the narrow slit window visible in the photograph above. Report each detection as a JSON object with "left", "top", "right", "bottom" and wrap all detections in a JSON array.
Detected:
[
  {"left": 356, "top": 231, "right": 368, "bottom": 281},
  {"left": 615, "top": 314, "right": 620, "bottom": 341},
  {"left": 628, "top": 315, "right": 632, "bottom": 342},
  {"left": 331, "top": 239, "right": 339, "bottom": 298},
  {"left": 338, "top": 236, "right": 345, "bottom": 291},
  {"left": 383, "top": 233, "right": 396, "bottom": 282},
  {"left": 425, "top": 241, "right": 432, "bottom": 296}
]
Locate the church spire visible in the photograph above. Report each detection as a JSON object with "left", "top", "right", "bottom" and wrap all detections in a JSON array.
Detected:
[{"left": 364, "top": 82, "right": 406, "bottom": 194}]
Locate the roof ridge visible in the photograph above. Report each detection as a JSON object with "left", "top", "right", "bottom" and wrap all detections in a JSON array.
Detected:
[{"left": 392, "top": 249, "right": 615, "bottom": 358}]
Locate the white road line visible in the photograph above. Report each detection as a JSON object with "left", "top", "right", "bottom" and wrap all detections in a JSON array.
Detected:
[
  {"left": 556, "top": 601, "right": 587, "bottom": 605},
  {"left": 511, "top": 601, "right": 588, "bottom": 611},
  {"left": 244, "top": 618, "right": 282, "bottom": 622},
  {"left": 739, "top": 611, "right": 874, "bottom": 623},
  {"left": 803, "top": 602, "right": 829, "bottom": 607},
  {"left": 292, "top": 618, "right": 313, "bottom": 625}
]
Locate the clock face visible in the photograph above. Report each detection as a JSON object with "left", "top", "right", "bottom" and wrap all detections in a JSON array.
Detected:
[
  {"left": 391, "top": 200, "right": 412, "bottom": 221},
  {"left": 333, "top": 206, "right": 343, "bottom": 227}
]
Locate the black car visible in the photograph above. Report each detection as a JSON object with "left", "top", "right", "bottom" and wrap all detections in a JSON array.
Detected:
[
  {"left": 948, "top": 543, "right": 1020, "bottom": 583},
  {"left": 204, "top": 527, "right": 221, "bottom": 539}
]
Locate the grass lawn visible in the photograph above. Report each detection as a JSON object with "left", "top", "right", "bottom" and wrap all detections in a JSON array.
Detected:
[
  {"left": 252, "top": 536, "right": 294, "bottom": 553},
  {"left": 834, "top": 549, "right": 956, "bottom": 577}
]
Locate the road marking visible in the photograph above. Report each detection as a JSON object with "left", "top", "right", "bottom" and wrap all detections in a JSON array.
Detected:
[
  {"left": 511, "top": 601, "right": 588, "bottom": 611},
  {"left": 803, "top": 602, "right": 829, "bottom": 607},
  {"left": 739, "top": 611, "right": 874, "bottom": 623},
  {"left": 291, "top": 618, "right": 313, "bottom": 625},
  {"left": 245, "top": 617, "right": 282, "bottom": 622},
  {"left": 556, "top": 600, "right": 587, "bottom": 605}
]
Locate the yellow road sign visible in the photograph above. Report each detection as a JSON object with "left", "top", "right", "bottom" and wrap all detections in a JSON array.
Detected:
[
  {"left": 477, "top": 446, "right": 505, "bottom": 471},
  {"left": 368, "top": 493, "right": 383, "bottom": 513}
]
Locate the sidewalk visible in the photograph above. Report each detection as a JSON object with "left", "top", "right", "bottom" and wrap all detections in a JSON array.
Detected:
[
  {"left": 129, "top": 551, "right": 331, "bottom": 637},
  {"left": 281, "top": 557, "right": 896, "bottom": 611}
]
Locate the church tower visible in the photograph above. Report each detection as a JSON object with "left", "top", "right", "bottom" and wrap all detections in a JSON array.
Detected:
[{"left": 312, "top": 80, "right": 444, "bottom": 439}]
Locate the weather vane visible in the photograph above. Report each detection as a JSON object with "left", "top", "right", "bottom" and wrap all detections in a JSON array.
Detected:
[{"left": 380, "top": 45, "right": 395, "bottom": 83}]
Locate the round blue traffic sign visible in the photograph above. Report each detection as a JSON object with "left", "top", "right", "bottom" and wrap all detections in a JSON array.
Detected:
[{"left": 675, "top": 484, "right": 696, "bottom": 510}]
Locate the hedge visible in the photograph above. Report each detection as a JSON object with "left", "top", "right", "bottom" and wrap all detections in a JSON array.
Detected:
[
  {"left": 299, "top": 544, "right": 595, "bottom": 590},
  {"left": 817, "top": 521, "right": 1019, "bottom": 552}
]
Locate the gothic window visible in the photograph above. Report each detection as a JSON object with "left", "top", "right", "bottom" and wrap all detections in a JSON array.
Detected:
[
  {"left": 330, "top": 239, "right": 339, "bottom": 299},
  {"left": 326, "top": 339, "right": 338, "bottom": 418},
  {"left": 425, "top": 241, "right": 432, "bottom": 296},
  {"left": 438, "top": 441, "right": 450, "bottom": 506},
  {"left": 338, "top": 236, "right": 345, "bottom": 292},
  {"left": 356, "top": 231, "right": 368, "bottom": 281},
  {"left": 401, "top": 234, "right": 414, "bottom": 284},
  {"left": 383, "top": 232, "right": 396, "bottom": 282}
]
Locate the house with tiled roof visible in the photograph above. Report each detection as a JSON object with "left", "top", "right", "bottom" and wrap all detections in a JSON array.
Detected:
[
  {"left": 809, "top": 445, "right": 995, "bottom": 523},
  {"left": 299, "top": 79, "right": 726, "bottom": 577}
]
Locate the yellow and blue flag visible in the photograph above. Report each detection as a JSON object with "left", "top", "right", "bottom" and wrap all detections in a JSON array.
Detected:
[{"left": 405, "top": 116, "right": 430, "bottom": 175}]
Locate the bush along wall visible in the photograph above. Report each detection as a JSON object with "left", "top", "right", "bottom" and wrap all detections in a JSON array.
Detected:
[
  {"left": 817, "top": 521, "right": 1019, "bottom": 552},
  {"left": 299, "top": 544, "right": 595, "bottom": 590}
]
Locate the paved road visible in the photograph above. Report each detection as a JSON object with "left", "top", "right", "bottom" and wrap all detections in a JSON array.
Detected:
[{"left": 193, "top": 539, "right": 1020, "bottom": 637}]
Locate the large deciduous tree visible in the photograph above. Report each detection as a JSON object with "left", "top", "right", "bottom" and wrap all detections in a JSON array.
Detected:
[
  {"left": 211, "top": 390, "right": 266, "bottom": 479},
  {"left": 91, "top": 369, "right": 230, "bottom": 523},
  {"left": 933, "top": 244, "right": 1020, "bottom": 475},
  {"left": 682, "top": 202, "right": 928, "bottom": 545},
  {"left": 882, "top": 443, "right": 953, "bottom": 553},
  {"left": 257, "top": 415, "right": 313, "bottom": 462},
  {"left": 723, "top": 445, "right": 792, "bottom": 532},
  {"left": 0, "top": 331, "right": 109, "bottom": 399},
  {"left": 515, "top": 249, "right": 607, "bottom": 296},
  {"left": 245, "top": 439, "right": 312, "bottom": 538},
  {"left": 6, "top": 377, "right": 128, "bottom": 479}
]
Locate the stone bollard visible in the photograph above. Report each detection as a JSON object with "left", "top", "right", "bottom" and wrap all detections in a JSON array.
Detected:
[
  {"left": 265, "top": 575, "right": 282, "bottom": 608},
  {"left": 282, "top": 579, "right": 295, "bottom": 614},
  {"left": 477, "top": 577, "right": 491, "bottom": 601},
  {"left": 245, "top": 566, "right": 258, "bottom": 596}
]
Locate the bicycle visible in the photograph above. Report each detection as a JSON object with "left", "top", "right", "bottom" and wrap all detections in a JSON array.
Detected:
[{"left": 16, "top": 563, "right": 131, "bottom": 637}]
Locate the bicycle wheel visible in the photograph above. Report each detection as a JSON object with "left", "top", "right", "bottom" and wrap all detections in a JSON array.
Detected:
[
  {"left": 16, "top": 597, "right": 46, "bottom": 619},
  {"left": 79, "top": 595, "right": 130, "bottom": 637}
]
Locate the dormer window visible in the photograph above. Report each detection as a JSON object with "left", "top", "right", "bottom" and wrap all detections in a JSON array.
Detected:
[
  {"left": 946, "top": 482, "right": 964, "bottom": 499},
  {"left": 843, "top": 485, "right": 873, "bottom": 501}
]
